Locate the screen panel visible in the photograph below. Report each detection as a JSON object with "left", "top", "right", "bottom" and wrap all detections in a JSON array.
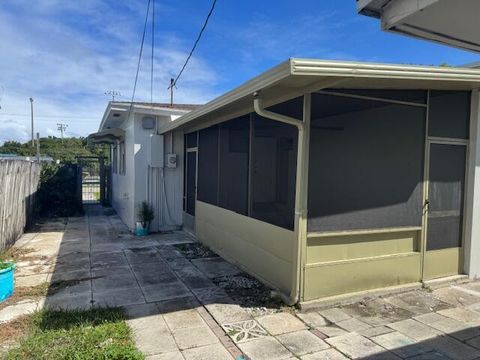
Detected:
[
  {"left": 428, "top": 91, "right": 470, "bottom": 139},
  {"left": 186, "top": 131, "right": 198, "bottom": 148},
  {"left": 427, "top": 144, "right": 466, "bottom": 251},
  {"left": 186, "top": 151, "right": 197, "bottom": 216},
  {"left": 218, "top": 116, "right": 250, "bottom": 215},
  {"left": 198, "top": 125, "right": 219, "bottom": 206},
  {"left": 308, "top": 93, "right": 426, "bottom": 232},
  {"left": 251, "top": 116, "right": 298, "bottom": 230}
]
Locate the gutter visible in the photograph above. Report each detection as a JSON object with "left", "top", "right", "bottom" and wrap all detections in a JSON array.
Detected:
[{"left": 253, "top": 92, "right": 305, "bottom": 306}]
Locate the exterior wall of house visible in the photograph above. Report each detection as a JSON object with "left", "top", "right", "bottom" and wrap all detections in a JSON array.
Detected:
[
  {"left": 111, "top": 113, "right": 136, "bottom": 230},
  {"left": 195, "top": 201, "right": 295, "bottom": 293}
]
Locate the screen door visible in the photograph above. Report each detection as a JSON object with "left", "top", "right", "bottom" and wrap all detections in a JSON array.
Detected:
[{"left": 423, "top": 142, "right": 467, "bottom": 279}]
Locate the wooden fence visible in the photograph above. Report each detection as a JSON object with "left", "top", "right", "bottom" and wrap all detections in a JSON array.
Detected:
[{"left": 0, "top": 160, "right": 41, "bottom": 251}]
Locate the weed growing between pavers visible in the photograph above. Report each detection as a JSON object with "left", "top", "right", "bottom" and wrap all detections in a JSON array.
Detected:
[
  {"left": 173, "top": 243, "right": 219, "bottom": 260},
  {"left": 3, "top": 307, "right": 144, "bottom": 360}
]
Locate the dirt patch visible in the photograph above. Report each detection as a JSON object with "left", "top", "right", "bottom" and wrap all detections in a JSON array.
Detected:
[
  {"left": 174, "top": 243, "right": 219, "bottom": 260},
  {"left": 0, "top": 283, "right": 49, "bottom": 311},
  {"left": 0, "top": 315, "right": 32, "bottom": 354},
  {"left": 0, "top": 247, "right": 37, "bottom": 262},
  {"left": 212, "top": 274, "right": 292, "bottom": 316}
]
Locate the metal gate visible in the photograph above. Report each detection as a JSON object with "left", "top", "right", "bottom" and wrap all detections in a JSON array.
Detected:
[{"left": 77, "top": 156, "right": 109, "bottom": 206}]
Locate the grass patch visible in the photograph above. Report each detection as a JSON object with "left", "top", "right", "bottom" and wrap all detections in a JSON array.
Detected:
[{"left": 3, "top": 307, "right": 144, "bottom": 360}]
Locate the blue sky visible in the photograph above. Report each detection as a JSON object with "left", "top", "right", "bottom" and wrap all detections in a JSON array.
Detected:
[{"left": 0, "top": 0, "right": 478, "bottom": 143}]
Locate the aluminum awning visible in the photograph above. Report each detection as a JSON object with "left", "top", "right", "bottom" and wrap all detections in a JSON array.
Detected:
[{"left": 88, "top": 128, "right": 125, "bottom": 145}]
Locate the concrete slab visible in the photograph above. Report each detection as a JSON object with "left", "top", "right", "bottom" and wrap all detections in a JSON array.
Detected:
[
  {"left": 42, "top": 293, "right": 92, "bottom": 310},
  {"left": 205, "top": 302, "right": 252, "bottom": 324},
  {"left": 432, "top": 287, "right": 480, "bottom": 307},
  {"left": 336, "top": 318, "right": 372, "bottom": 332},
  {"left": 437, "top": 307, "right": 480, "bottom": 326},
  {"left": 385, "top": 290, "right": 452, "bottom": 315},
  {"left": 130, "top": 318, "right": 178, "bottom": 356},
  {"left": 325, "top": 333, "right": 385, "bottom": 359},
  {"left": 0, "top": 300, "right": 38, "bottom": 323},
  {"left": 15, "top": 273, "right": 49, "bottom": 287},
  {"left": 124, "top": 248, "right": 164, "bottom": 264},
  {"left": 92, "top": 273, "right": 139, "bottom": 292},
  {"left": 256, "top": 312, "right": 307, "bottom": 335},
  {"left": 414, "top": 312, "right": 480, "bottom": 341},
  {"left": 428, "top": 335, "right": 480, "bottom": 360},
  {"left": 315, "top": 326, "right": 349, "bottom": 338},
  {"left": 359, "top": 325, "right": 395, "bottom": 338},
  {"left": 133, "top": 270, "right": 179, "bottom": 287},
  {"left": 91, "top": 251, "right": 127, "bottom": 268},
  {"left": 342, "top": 298, "right": 414, "bottom": 326},
  {"left": 372, "top": 331, "right": 431, "bottom": 358},
  {"left": 146, "top": 351, "right": 185, "bottom": 360},
  {"left": 238, "top": 337, "right": 293, "bottom": 360},
  {"left": 222, "top": 319, "right": 268, "bottom": 343},
  {"left": 156, "top": 296, "right": 201, "bottom": 314},
  {"left": 182, "top": 343, "right": 233, "bottom": 360},
  {"left": 277, "top": 330, "right": 329, "bottom": 356},
  {"left": 191, "top": 287, "right": 230, "bottom": 304}
]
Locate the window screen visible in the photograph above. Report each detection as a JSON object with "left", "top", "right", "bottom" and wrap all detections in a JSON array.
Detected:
[
  {"left": 267, "top": 96, "right": 304, "bottom": 120},
  {"left": 428, "top": 91, "right": 470, "bottom": 139},
  {"left": 308, "top": 92, "right": 426, "bottom": 232},
  {"left": 218, "top": 116, "right": 250, "bottom": 215},
  {"left": 198, "top": 125, "right": 219, "bottom": 206},
  {"left": 186, "top": 151, "right": 197, "bottom": 216},
  {"left": 186, "top": 131, "right": 198, "bottom": 148},
  {"left": 251, "top": 116, "right": 297, "bottom": 229},
  {"left": 327, "top": 89, "right": 427, "bottom": 104},
  {"left": 427, "top": 144, "right": 466, "bottom": 251}
]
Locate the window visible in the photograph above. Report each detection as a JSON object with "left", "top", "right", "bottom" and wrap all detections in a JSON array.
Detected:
[
  {"left": 251, "top": 116, "right": 297, "bottom": 229},
  {"left": 218, "top": 116, "right": 250, "bottom": 215},
  {"left": 308, "top": 92, "right": 426, "bottom": 232},
  {"left": 428, "top": 91, "right": 470, "bottom": 139},
  {"left": 198, "top": 125, "right": 219, "bottom": 205},
  {"left": 186, "top": 132, "right": 198, "bottom": 148}
]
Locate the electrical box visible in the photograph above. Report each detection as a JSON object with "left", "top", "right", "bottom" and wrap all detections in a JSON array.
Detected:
[
  {"left": 166, "top": 153, "right": 177, "bottom": 168},
  {"left": 142, "top": 116, "right": 156, "bottom": 129},
  {"left": 148, "top": 134, "right": 164, "bottom": 168}
]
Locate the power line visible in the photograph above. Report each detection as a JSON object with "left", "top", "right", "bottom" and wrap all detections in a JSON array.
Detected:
[
  {"left": 172, "top": 0, "right": 218, "bottom": 88},
  {"left": 150, "top": 0, "right": 155, "bottom": 104},
  {"left": 131, "top": 0, "right": 152, "bottom": 104}
]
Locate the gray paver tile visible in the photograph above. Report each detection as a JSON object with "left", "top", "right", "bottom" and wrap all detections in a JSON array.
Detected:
[
  {"left": 277, "top": 330, "right": 329, "bottom": 356},
  {"left": 467, "top": 336, "right": 480, "bottom": 350},
  {"left": 415, "top": 312, "right": 480, "bottom": 341},
  {"left": 191, "top": 286, "right": 230, "bottom": 303},
  {"left": 141, "top": 282, "right": 191, "bottom": 302},
  {"left": 191, "top": 257, "right": 242, "bottom": 279},
  {"left": 256, "top": 312, "right": 307, "bottom": 335},
  {"left": 372, "top": 331, "right": 431, "bottom": 358},
  {"left": 428, "top": 335, "right": 480, "bottom": 360},
  {"left": 437, "top": 307, "right": 480, "bottom": 326},
  {"left": 93, "top": 287, "right": 145, "bottom": 307},
  {"left": 132, "top": 324, "right": 178, "bottom": 355},
  {"left": 297, "top": 312, "right": 329, "bottom": 328},
  {"left": 92, "top": 273, "right": 139, "bottom": 292},
  {"left": 156, "top": 296, "right": 201, "bottom": 314},
  {"left": 385, "top": 291, "right": 452, "bottom": 315},
  {"left": 146, "top": 351, "right": 185, "bottom": 360},
  {"left": 407, "top": 352, "right": 451, "bottom": 360},
  {"left": 336, "top": 317, "right": 372, "bottom": 332},
  {"left": 359, "top": 325, "right": 395, "bottom": 338},
  {"left": 318, "top": 308, "right": 351, "bottom": 323},
  {"left": 172, "top": 325, "right": 219, "bottom": 350},
  {"left": 43, "top": 294, "right": 92, "bottom": 310},
  {"left": 387, "top": 319, "right": 442, "bottom": 341},
  {"left": 133, "top": 270, "right": 179, "bottom": 287},
  {"left": 315, "top": 326, "right": 349, "bottom": 338},
  {"left": 432, "top": 287, "right": 480, "bottom": 307},
  {"left": 301, "top": 348, "right": 348, "bottom": 359},
  {"left": 205, "top": 302, "right": 252, "bottom": 324},
  {"left": 238, "top": 337, "right": 293, "bottom": 360},
  {"left": 182, "top": 343, "right": 233, "bottom": 360},
  {"left": 123, "top": 303, "right": 160, "bottom": 319},
  {"left": 163, "top": 309, "right": 206, "bottom": 330},
  {"left": 325, "top": 333, "right": 385, "bottom": 359}
]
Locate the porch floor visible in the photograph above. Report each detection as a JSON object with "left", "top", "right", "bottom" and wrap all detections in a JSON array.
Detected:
[{"left": 3, "top": 205, "right": 480, "bottom": 359}]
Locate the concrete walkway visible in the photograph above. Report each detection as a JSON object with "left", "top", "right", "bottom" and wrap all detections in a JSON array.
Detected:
[{"left": 4, "top": 206, "right": 480, "bottom": 359}]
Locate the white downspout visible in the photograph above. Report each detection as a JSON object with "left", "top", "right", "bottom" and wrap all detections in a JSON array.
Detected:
[{"left": 253, "top": 92, "right": 308, "bottom": 306}]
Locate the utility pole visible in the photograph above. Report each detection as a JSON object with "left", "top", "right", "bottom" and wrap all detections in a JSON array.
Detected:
[
  {"left": 168, "top": 78, "right": 177, "bottom": 106},
  {"left": 29, "top": 98, "right": 34, "bottom": 147},
  {"left": 105, "top": 90, "right": 121, "bottom": 102},
  {"left": 36, "top": 132, "right": 40, "bottom": 163},
  {"left": 57, "top": 123, "right": 68, "bottom": 142}
]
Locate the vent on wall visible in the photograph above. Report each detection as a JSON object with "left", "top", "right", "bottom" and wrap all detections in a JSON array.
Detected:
[{"left": 142, "top": 116, "right": 156, "bottom": 129}]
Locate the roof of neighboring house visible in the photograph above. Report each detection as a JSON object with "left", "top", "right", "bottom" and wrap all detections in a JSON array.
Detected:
[
  {"left": 96, "top": 101, "right": 202, "bottom": 132},
  {"left": 158, "top": 58, "right": 480, "bottom": 134},
  {"left": 110, "top": 102, "right": 202, "bottom": 111}
]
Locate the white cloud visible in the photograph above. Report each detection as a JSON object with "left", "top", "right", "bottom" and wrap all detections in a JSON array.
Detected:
[
  {"left": 0, "top": 0, "right": 219, "bottom": 144},
  {"left": 0, "top": 119, "right": 30, "bottom": 145}
]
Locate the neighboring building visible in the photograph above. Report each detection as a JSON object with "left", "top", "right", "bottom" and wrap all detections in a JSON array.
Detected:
[
  {"left": 157, "top": 58, "right": 480, "bottom": 304},
  {"left": 89, "top": 101, "right": 200, "bottom": 232},
  {"left": 357, "top": 0, "right": 480, "bottom": 53}
]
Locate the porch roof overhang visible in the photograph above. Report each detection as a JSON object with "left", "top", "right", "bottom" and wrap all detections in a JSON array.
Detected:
[
  {"left": 88, "top": 128, "right": 125, "bottom": 145},
  {"left": 357, "top": 0, "right": 480, "bottom": 53},
  {"left": 159, "top": 58, "right": 480, "bottom": 134}
]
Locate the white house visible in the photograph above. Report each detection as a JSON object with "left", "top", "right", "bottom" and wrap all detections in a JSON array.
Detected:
[
  {"left": 357, "top": 0, "right": 480, "bottom": 53},
  {"left": 89, "top": 101, "right": 200, "bottom": 232}
]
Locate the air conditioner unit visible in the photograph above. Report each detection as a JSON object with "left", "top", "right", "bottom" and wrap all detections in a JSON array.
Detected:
[
  {"left": 166, "top": 153, "right": 177, "bottom": 168},
  {"left": 148, "top": 134, "right": 164, "bottom": 168}
]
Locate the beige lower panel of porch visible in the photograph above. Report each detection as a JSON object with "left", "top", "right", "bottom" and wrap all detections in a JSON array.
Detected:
[
  {"left": 423, "top": 247, "right": 462, "bottom": 280},
  {"left": 303, "top": 253, "right": 422, "bottom": 301},
  {"left": 195, "top": 201, "right": 294, "bottom": 294}
]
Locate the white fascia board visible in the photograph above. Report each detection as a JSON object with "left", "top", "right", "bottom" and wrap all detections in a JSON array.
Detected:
[{"left": 158, "top": 59, "right": 292, "bottom": 134}]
